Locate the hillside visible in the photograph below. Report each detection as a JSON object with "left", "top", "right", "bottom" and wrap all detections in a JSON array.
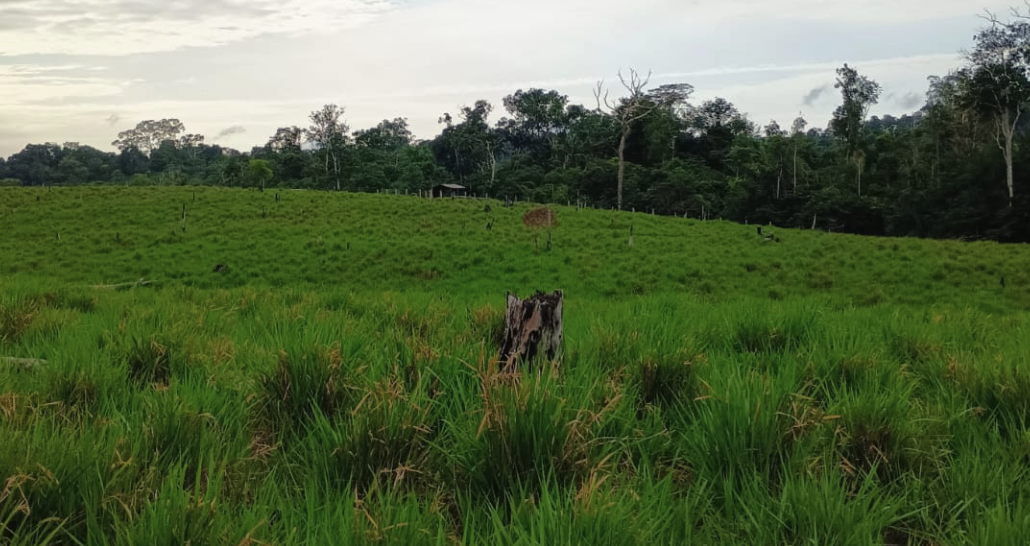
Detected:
[
  {"left": 2, "top": 186, "right": 1028, "bottom": 310},
  {"left": 1, "top": 186, "right": 1030, "bottom": 545}
]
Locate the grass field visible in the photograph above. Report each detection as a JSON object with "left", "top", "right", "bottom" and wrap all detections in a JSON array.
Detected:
[{"left": 2, "top": 186, "right": 1030, "bottom": 545}]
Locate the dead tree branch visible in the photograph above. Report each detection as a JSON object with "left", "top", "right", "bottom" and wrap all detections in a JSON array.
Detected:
[
  {"left": 90, "top": 278, "right": 156, "bottom": 290},
  {"left": 1, "top": 357, "right": 46, "bottom": 369}
]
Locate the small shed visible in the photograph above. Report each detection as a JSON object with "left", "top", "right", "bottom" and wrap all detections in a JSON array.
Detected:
[{"left": 432, "top": 183, "right": 468, "bottom": 198}]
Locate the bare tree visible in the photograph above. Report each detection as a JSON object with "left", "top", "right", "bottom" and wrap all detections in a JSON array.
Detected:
[{"left": 595, "top": 69, "right": 658, "bottom": 211}]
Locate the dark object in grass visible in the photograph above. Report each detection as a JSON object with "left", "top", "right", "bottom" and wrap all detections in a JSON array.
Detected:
[
  {"left": 486, "top": 220, "right": 493, "bottom": 230},
  {"left": 498, "top": 290, "right": 564, "bottom": 372},
  {"left": 757, "top": 226, "right": 762, "bottom": 236},
  {"left": 213, "top": 264, "right": 229, "bottom": 274},
  {"left": 775, "top": 236, "right": 781, "bottom": 243},
  {"left": 1001, "top": 276, "right": 1006, "bottom": 289},
  {"left": 484, "top": 204, "right": 492, "bottom": 213}
]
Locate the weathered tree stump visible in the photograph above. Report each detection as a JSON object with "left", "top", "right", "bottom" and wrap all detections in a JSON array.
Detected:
[{"left": 498, "top": 291, "right": 563, "bottom": 372}]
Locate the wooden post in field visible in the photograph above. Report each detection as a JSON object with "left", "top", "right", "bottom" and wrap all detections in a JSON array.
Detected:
[
  {"left": 181, "top": 203, "right": 186, "bottom": 232},
  {"left": 498, "top": 291, "right": 564, "bottom": 372}
]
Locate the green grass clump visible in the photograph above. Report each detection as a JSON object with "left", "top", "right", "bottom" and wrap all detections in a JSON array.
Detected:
[{"left": 1, "top": 186, "right": 1029, "bottom": 544}]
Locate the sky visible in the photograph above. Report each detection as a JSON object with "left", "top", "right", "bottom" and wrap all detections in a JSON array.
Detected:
[{"left": 0, "top": 0, "right": 1015, "bottom": 156}]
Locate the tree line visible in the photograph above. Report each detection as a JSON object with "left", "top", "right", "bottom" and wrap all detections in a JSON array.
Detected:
[{"left": 3, "top": 11, "right": 1030, "bottom": 242}]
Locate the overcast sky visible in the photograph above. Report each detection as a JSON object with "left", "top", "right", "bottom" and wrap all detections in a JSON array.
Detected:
[{"left": 0, "top": 0, "right": 1012, "bottom": 156}]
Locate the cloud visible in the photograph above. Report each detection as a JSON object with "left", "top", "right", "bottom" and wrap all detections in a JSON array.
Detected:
[
  {"left": 802, "top": 85, "right": 830, "bottom": 106},
  {"left": 699, "top": 0, "right": 1012, "bottom": 23},
  {"left": 0, "top": 0, "right": 393, "bottom": 56},
  {"left": 0, "top": 64, "right": 126, "bottom": 107},
  {"left": 894, "top": 92, "right": 924, "bottom": 110},
  {"left": 2, "top": 0, "right": 1007, "bottom": 58},
  {"left": 106, "top": 113, "right": 120, "bottom": 125},
  {"left": 215, "top": 125, "right": 247, "bottom": 139},
  {"left": 0, "top": 0, "right": 993, "bottom": 155}
]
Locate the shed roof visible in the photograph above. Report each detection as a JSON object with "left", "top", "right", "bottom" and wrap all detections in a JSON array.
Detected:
[{"left": 434, "top": 183, "right": 467, "bottom": 190}]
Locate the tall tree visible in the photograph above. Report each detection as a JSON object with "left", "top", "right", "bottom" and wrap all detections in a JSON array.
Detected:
[
  {"left": 178, "top": 134, "right": 205, "bottom": 160},
  {"left": 434, "top": 101, "right": 497, "bottom": 188},
  {"left": 246, "top": 159, "right": 274, "bottom": 190},
  {"left": 500, "top": 89, "right": 574, "bottom": 166},
  {"left": 831, "top": 64, "right": 882, "bottom": 195},
  {"left": 112, "top": 119, "right": 186, "bottom": 157},
  {"left": 963, "top": 10, "right": 1030, "bottom": 205},
  {"left": 267, "top": 126, "right": 304, "bottom": 152},
  {"left": 790, "top": 114, "right": 808, "bottom": 192},
  {"left": 306, "top": 104, "right": 349, "bottom": 191},
  {"left": 764, "top": 121, "right": 789, "bottom": 199},
  {"left": 923, "top": 73, "right": 981, "bottom": 189},
  {"left": 595, "top": 69, "right": 659, "bottom": 210},
  {"left": 689, "top": 97, "right": 754, "bottom": 170},
  {"left": 644, "top": 83, "right": 694, "bottom": 162},
  {"left": 354, "top": 118, "right": 413, "bottom": 150}
]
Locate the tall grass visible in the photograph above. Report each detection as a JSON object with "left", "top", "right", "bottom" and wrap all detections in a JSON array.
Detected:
[{"left": 1, "top": 186, "right": 1029, "bottom": 543}]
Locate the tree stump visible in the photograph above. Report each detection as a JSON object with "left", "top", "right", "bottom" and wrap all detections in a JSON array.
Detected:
[{"left": 498, "top": 291, "right": 564, "bottom": 372}]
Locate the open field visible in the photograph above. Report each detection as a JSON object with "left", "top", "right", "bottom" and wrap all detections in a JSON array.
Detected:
[{"left": 2, "top": 186, "right": 1030, "bottom": 544}]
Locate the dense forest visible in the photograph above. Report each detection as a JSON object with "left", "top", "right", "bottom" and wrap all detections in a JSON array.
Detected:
[{"left": 3, "top": 14, "right": 1030, "bottom": 242}]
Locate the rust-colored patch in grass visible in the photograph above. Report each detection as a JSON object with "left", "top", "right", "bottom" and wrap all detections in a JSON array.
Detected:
[{"left": 523, "top": 207, "right": 558, "bottom": 228}]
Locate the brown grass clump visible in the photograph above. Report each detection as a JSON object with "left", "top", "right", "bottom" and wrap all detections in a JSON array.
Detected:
[{"left": 523, "top": 207, "right": 558, "bottom": 228}]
